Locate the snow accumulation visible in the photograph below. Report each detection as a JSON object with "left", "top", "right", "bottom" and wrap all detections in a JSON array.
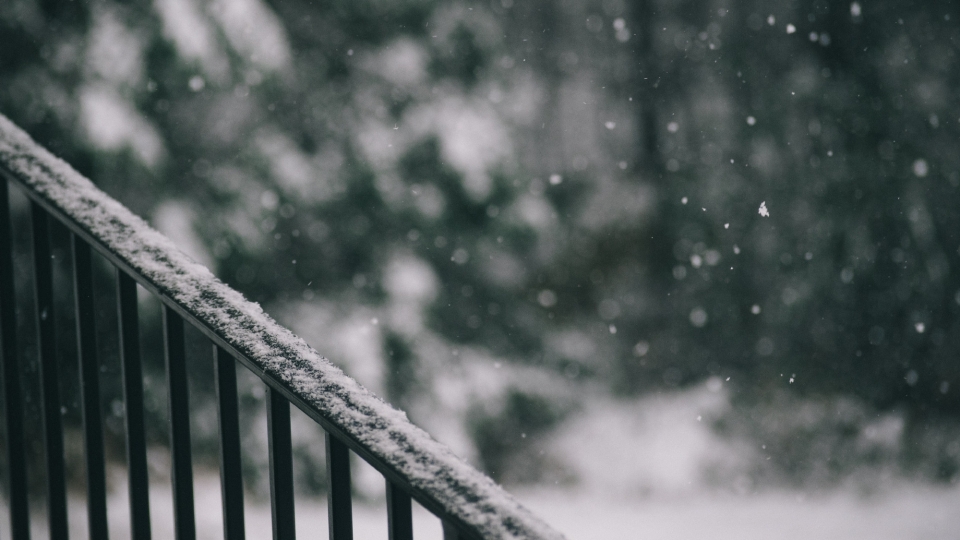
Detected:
[{"left": 0, "top": 113, "right": 565, "bottom": 540}]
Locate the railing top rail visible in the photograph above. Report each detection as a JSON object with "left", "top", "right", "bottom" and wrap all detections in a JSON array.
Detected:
[{"left": 0, "top": 113, "right": 565, "bottom": 540}]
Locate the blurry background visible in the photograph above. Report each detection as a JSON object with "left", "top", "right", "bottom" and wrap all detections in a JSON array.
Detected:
[{"left": 2, "top": 0, "right": 960, "bottom": 537}]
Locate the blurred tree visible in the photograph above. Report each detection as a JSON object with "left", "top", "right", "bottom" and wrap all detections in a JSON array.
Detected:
[{"left": 2, "top": 0, "right": 960, "bottom": 485}]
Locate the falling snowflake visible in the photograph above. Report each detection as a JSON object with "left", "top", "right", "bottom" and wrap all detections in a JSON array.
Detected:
[
  {"left": 913, "top": 159, "right": 929, "bottom": 177},
  {"left": 758, "top": 201, "right": 770, "bottom": 217}
]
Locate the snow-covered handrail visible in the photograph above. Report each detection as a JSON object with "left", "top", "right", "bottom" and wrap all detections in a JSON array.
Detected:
[{"left": 0, "top": 113, "right": 565, "bottom": 540}]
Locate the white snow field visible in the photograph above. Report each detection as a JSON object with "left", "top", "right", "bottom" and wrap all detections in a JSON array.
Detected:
[
  {"left": 5, "top": 381, "right": 958, "bottom": 540},
  {"left": 517, "top": 485, "right": 960, "bottom": 540}
]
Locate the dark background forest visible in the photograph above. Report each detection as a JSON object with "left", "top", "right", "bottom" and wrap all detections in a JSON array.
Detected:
[{"left": 2, "top": 0, "right": 960, "bottom": 493}]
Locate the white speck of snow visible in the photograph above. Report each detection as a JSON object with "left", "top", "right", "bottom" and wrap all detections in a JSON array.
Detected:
[
  {"left": 733, "top": 245, "right": 741, "bottom": 254},
  {"left": 689, "top": 307, "right": 708, "bottom": 328},
  {"left": 915, "top": 322, "right": 926, "bottom": 333},
  {"left": 751, "top": 304, "right": 761, "bottom": 315},
  {"left": 450, "top": 248, "right": 470, "bottom": 264},
  {"left": 188, "top": 75, "right": 205, "bottom": 91},
  {"left": 633, "top": 341, "right": 649, "bottom": 356},
  {"left": 690, "top": 254, "right": 703, "bottom": 268},
  {"left": 767, "top": 15, "right": 776, "bottom": 25},
  {"left": 538, "top": 289, "right": 558, "bottom": 307},
  {"left": 549, "top": 174, "right": 562, "bottom": 185},
  {"left": 605, "top": 121, "right": 616, "bottom": 130},
  {"left": 667, "top": 122, "right": 679, "bottom": 133},
  {"left": 724, "top": 223, "right": 730, "bottom": 229},
  {"left": 746, "top": 116, "right": 756, "bottom": 126},
  {"left": 609, "top": 324, "right": 617, "bottom": 334},
  {"left": 851, "top": 2, "right": 862, "bottom": 16},
  {"left": 786, "top": 24, "right": 796, "bottom": 34},
  {"left": 758, "top": 201, "right": 770, "bottom": 217},
  {"left": 681, "top": 197, "right": 688, "bottom": 204},
  {"left": 913, "top": 159, "right": 929, "bottom": 177}
]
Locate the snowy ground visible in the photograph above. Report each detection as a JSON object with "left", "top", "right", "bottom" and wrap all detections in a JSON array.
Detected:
[
  {"left": 4, "top": 473, "right": 960, "bottom": 540},
  {"left": 516, "top": 485, "right": 960, "bottom": 540},
  {"left": 4, "top": 386, "right": 959, "bottom": 540}
]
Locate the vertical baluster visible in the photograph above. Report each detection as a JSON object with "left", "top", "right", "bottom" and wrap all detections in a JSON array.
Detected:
[
  {"left": 164, "top": 306, "right": 195, "bottom": 540},
  {"left": 118, "top": 271, "right": 151, "bottom": 540},
  {"left": 267, "top": 387, "right": 295, "bottom": 540},
  {"left": 73, "top": 237, "right": 108, "bottom": 540},
  {"left": 0, "top": 181, "right": 30, "bottom": 540},
  {"left": 214, "top": 346, "right": 245, "bottom": 540},
  {"left": 325, "top": 433, "right": 353, "bottom": 540},
  {"left": 31, "top": 202, "right": 68, "bottom": 540},
  {"left": 386, "top": 481, "right": 413, "bottom": 540},
  {"left": 441, "top": 521, "right": 459, "bottom": 540}
]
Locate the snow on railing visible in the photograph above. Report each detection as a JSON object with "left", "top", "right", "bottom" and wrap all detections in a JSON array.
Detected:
[{"left": 0, "top": 113, "right": 565, "bottom": 540}]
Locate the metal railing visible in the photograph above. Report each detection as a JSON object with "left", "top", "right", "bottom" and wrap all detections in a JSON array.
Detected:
[{"left": 0, "top": 113, "right": 565, "bottom": 540}]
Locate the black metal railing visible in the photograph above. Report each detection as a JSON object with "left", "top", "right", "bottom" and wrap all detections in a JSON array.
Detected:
[{"left": 0, "top": 113, "right": 565, "bottom": 540}]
